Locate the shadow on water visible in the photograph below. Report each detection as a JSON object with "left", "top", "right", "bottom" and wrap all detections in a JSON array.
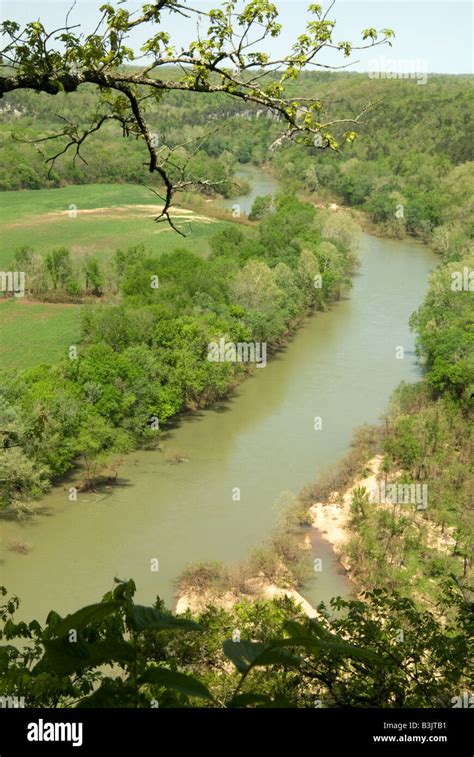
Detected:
[
  {"left": 0, "top": 509, "right": 22, "bottom": 522},
  {"left": 300, "top": 526, "right": 353, "bottom": 608}
]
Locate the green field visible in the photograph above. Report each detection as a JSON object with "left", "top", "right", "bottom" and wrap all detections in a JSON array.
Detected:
[
  {"left": 0, "top": 183, "right": 230, "bottom": 268},
  {"left": 0, "top": 183, "right": 237, "bottom": 370},
  {"left": 0, "top": 298, "right": 81, "bottom": 370}
]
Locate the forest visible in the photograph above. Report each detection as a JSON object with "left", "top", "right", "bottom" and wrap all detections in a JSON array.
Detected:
[{"left": 1, "top": 70, "right": 472, "bottom": 251}]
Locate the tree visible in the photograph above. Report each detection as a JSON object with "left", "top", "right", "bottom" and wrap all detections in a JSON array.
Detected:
[
  {"left": 350, "top": 486, "right": 369, "bottom": 521},
  {"left": 296, "top": 247, "right": 321, "bottom": 305},
  {"left": 75, "top": 411, "right": 130, "bottom": 488},
  {"left": 230, "top": 259, "right": 283, "bottom": 312},
  {"left": 84, "top": 256, "right": 103, "bottom": 296},
  {"left": 12, "top": 245, "right": 33, "bottom": 269},
  {"left": 45, "top": 247, "right": 74, "bottom": 291},
  {"left": 409, "top": 255, "right": 474, "bottom": 402},
  {"left": 337, "top": 160, "right": 374, "bottom": 206},
  {"left": 319, "top": 210, "right": 361, "bottom": 253},
  {"left": 249, "top": 194, "right": 273, "bottom": 221},
  {"left": 0, "top": 447, "right": 48, "bottom": 506},
  {"left": 0, "top": 1, "right": 394, "bottom": 230}
]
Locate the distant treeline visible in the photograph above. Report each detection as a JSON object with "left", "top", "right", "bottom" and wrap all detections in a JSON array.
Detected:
[
  {"left": 269, "top": 74, "right": 473, "bottom": 253},
  {"left": 1, "top": 72, "right": 473, "bottom": 250}
]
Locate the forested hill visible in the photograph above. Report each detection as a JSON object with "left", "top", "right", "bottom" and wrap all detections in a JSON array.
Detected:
[
  {"left": 271, "top": 73, "right": 473, "bottom": 247},
  {"left": 1, "top": 71, "right": 472, "bottom": 250}
]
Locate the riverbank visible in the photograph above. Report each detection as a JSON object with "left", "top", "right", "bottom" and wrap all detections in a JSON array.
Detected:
[
  {"left": 308, "top": 455, "right": 384, "bottom": 579},
  {"left": 174, "top": 442, "right": 460, "bottom": 619},
  {"left": 305, "top": 419, "right": 468, "bottom": 614},
  {"left": 175, "top": 577, "right": 319, "bottom": 618},
  {"left": 309, "top": 454, "right": 454, "bottom": 577},
  {"left": 0, "top": 227, "right": 438, "bottom": 624}
]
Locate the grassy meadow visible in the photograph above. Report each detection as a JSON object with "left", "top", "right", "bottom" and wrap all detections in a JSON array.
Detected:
[
  {"left": 0, "top": 298, "right": 81, "bottom": 370},
  {"left": 1, "top": 183, "right": 236, "bottom": 370},
  {"left": 0, "top": 183, "right": 232, "bottom": 267}
]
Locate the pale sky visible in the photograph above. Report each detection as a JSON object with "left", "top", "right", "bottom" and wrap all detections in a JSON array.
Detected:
[{"left": 1, "top": 0, "right": 472, "bottom": 74}]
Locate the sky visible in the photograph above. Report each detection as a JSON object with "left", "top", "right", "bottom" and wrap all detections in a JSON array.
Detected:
[{"left": 1, "top": 0, "right": 473, "bottom": 74}]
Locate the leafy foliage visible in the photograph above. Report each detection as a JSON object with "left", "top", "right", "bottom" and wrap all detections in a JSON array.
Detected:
[{"left": 0, "top": 578, "right": 471, "bottom": 708}]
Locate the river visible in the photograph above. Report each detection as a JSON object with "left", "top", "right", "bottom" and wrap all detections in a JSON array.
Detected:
[
  {"left": 0, "top": 168, "right": 438, "bottom": 622},
  {"left": 219, "top": 163, "right": 280, "bottom": 215}
]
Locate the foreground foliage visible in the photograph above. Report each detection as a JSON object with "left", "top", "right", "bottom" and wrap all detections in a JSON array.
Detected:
[{"left": 0, "top": 577, "right": 472, "bottom": 708}]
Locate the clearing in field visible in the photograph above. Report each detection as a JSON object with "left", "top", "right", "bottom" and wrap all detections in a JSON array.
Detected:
[
  {"left": 0, "top": 183, "right": 229, "bottom": 268},
  {"left": 0, "top": 183, "right": 239, "bottom": 370},
  {"left": 0, "top": 299, "right": 81, "bottom": 371}
]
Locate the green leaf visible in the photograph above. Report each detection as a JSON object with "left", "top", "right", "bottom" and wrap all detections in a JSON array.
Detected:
[
  {"left": 0, "top": 644, "right": 19, "bottom": 671},
  {"left": 284, "top": 619, "right": 332, "bottom": 640},
  {"left": 139, "top": 667, "right": 213, "bottom": 700},
  {"left": 309, "top": 639, "right": 382, "bottom": 662},
  {"left": 223, "top": 639, "right": 301, "bottom": 674},
  {"left": 45, "top": 610, "right": 62, "bottom": 628},
  {"left": 112, "top": 578, "right": 136, "bottom": 601},
  {"left": 40, "top": 638, "right": 89, "bottom": 674},
  {"left": 76, "top": 679, "right": 131, "bottom": 708},
  {"left": 51, "top": 601, "right": 123, "bottom": 638},
  {"left": 130, "top": 605, "right": 202, "bottom": 632},
  {"left": 275, "top": 636, "right": 382, "bottom": 663},
  {"left": 39, "top": 638, "right": 134, "bottom": 675}
]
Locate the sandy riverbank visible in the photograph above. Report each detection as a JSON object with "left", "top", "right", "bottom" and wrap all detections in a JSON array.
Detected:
[
  {"left": 175, "top": 575, "right": 319, "bottom": 618},
  {"left": 308, "top": 453, "right": 456, "bottom": 587},
  {"left": 308, "top": 454, "right": 385, "bottom": 577},
  {"left": 173, "top": 457, "right": 389, "bottom": 616}
]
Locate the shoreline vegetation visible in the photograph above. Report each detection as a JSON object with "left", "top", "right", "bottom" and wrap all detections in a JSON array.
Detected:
[{"left": 0, "top": 194, "right": 361, "bottom": 513}]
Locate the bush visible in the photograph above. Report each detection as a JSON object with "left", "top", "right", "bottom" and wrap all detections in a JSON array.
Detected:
[{"left": 175, "top": 561, "right": 230, "bottom": 596}]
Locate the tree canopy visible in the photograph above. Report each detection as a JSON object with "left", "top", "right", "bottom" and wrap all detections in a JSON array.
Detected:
[{"left": 0, "top": 0, "right": 393, "bottom": 229}]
